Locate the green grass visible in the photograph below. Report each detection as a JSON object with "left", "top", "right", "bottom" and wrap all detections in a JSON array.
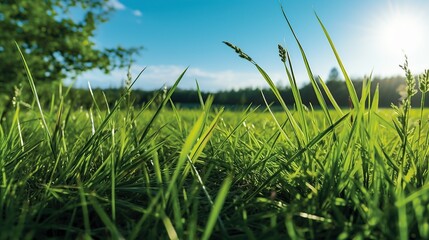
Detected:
[{"left": 1, "top": 12, "right": 429, "bottom": 240}]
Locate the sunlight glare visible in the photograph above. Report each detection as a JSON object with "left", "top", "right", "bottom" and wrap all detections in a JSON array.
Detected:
[{"left": 375, "top": 10, "right": 425, "bottom": 56}]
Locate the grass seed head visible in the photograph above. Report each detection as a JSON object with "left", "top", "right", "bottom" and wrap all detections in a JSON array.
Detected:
[
  {"left": 278, "top": 44, "right": 287, "bottom": 63},
  {"left": 419, "top": 69, "right": 429, "bottom": 93},
  {"left": 223, "top": 41, "right": 253, "bottom": 62},
  {"left": 399, "top": 56, "right": 417, "bottom": 98}
]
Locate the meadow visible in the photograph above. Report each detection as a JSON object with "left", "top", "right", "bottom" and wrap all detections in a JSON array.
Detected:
[{"left": 2, "top": 12, "right": 429, "bottom": 240}]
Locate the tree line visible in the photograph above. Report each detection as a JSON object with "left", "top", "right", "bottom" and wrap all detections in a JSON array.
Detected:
[
  {"left": 3, "top": 73, "right": 424, "bottom": 111},
  {"left": 87, "top": 75, "right": 426, "bottom": 109}
]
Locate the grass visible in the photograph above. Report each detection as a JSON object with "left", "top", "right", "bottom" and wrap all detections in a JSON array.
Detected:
[{"left": 1, "top": 11, "right": 429, "bottom": 240}]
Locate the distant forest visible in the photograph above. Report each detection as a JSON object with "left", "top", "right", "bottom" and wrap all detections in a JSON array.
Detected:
[
  {"left": 64, "top": 74, "right": 426, "bottom": 109},
  {"left": 2, "top": 74, "right": 428, "bottom": 110}
]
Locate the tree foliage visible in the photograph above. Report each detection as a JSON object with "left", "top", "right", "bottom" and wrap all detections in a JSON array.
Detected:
[
  {"left": 327, "top": 67, "right": 340, "bottom": 82},
  {"left": 0, "top": 0, "right": 141, "bottom": 93}
]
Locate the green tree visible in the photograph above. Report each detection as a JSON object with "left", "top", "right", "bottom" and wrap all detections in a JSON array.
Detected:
[
  {"left": 327, "top": 67, "right": 340, "bottom": 82},
  {"left": 0, "top": 0, "right": 141, "bottom": 93}
]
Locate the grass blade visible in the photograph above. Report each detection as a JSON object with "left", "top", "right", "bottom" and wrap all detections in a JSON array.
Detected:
[
  {"left": 280, "top": 8, "right": 334, "bottom": 128},
  {"left": 139, "top": 68, "right": 188, "bottom": 144},
  {"left": 15, "top": 42, "right": 51, "bottom": 139},
  {"left": 315, "top": 13, "right": 360, "bottom": 109},
  {"left": 89, "top": 195, "right": 124, "bottom": 239},
  {"left": 201, "top": 176, "right": 232, "bottom": 240}
]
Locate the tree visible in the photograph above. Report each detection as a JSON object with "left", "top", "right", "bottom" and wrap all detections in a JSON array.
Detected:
[
  {"left": 0, "top": 0, "right": 141, "bottom": 93},
  {"left": 327, "top": 67, "right": 340, "bottom": 82}
]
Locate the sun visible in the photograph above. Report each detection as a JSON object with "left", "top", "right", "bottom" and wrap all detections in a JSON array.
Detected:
[{"left": 374, "top": 8, "right": 425, "bottom": 56}]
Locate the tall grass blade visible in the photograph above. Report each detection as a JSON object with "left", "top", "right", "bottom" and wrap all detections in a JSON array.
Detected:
[
  {"left": 201, "top": 176, "right": 232, "bottom": 240},
  {"left": 254, "top": 64, "right": 305, "bottom": 146},
  {"left": 139, "top": 68, "right": 188, "bottom": 144},
  {"left": 89, "top": 195, "right": 124, "bottom": 239},
  {"left": 160, "top": 209, "right": 179, "bottom": 240},
  {"left": 77, "top": 178, "right": 91, "bottom": 238},
  {"left": 281, "top": 48, "right": 310, "bottom": 140},
  {"left": 315, "top": 13, "right": 360, "bottom": 109},
  {"left": 260, "top": 90, "right": 294, "bottom": 147},
  {"left": 280, "top": 8, "right": 334, "bottom": 127},
  {"left": 15, "top": 42, "right": 51, "bottom": 139},
  {"left": 317, "top": 75, "right": 343, "bottom": 115}
]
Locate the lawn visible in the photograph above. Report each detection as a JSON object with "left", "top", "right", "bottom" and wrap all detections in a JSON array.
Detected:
[{"left": 1, "top": 83, "right": 429, "bottom": 238}]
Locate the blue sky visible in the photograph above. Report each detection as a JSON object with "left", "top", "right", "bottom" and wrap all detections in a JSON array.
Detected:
[{"left": 74, "top": 0, "right": 429, "bottom": 91}]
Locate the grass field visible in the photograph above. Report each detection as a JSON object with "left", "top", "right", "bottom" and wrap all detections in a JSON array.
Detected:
[{"left": 2, "top": 11, "right": 429, "bottom": 240}]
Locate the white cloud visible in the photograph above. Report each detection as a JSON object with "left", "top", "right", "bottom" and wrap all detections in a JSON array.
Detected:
[
  {"left": 133, "top": 10, "right": 142, "bottom": 17},
  {"left": 107, "top": 0, "right": 126, "bottom": 10},
  {"left": 70, "top": 65, "right": 286, "bottom": 92},
  {"left": 136, "top": 65, "right": 277, "bottom": 91}
]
